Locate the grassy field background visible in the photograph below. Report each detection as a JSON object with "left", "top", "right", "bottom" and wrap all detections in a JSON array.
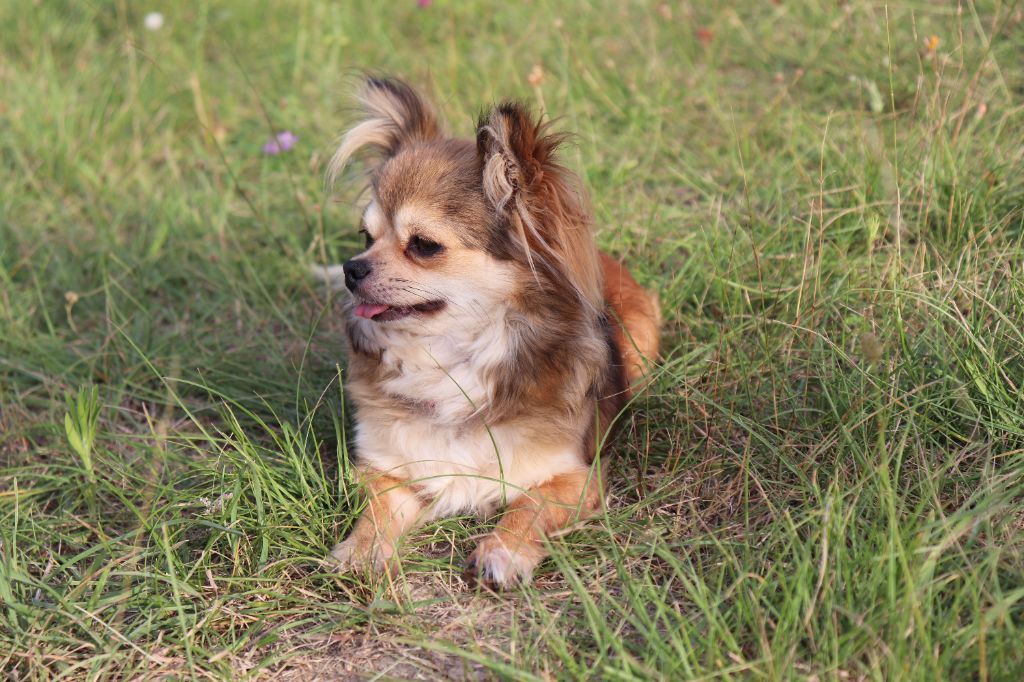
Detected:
[{"left": 2, "top": 0, "right": 1023, "bottom": 679}]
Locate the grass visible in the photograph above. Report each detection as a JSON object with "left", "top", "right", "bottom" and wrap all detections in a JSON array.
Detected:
[{"left": 1, "top": 0, "right": 1023, "bottom": 679}]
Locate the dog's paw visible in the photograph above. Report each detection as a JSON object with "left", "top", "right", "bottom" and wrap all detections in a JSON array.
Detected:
[
  {"left": 329, "top": 534, "right": 393, "bottom": 573},
  {"left": 464, "top": 535, "right": 541, "bottom": 589}
]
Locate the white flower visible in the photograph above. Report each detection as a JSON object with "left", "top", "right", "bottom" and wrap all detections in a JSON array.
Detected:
[{"left": 144, "top": 12, "right": 164, "bottom": 31}]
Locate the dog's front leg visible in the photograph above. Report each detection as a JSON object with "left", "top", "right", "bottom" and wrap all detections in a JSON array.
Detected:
[
  {"left": 464, "top": 468, "right": 601, "bottom": 588},
  {"left": 330, "top": 469, "right": 423, "bottom": 573}
]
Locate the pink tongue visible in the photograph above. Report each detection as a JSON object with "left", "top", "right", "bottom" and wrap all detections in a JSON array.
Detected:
[{"left": 354, "top": 303, "right": 390, "bottom": 319}]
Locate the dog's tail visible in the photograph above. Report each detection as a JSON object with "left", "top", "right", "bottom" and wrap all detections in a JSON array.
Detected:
[
  {"left": 310, "top": 263, "right": 347, "bottom": 291},
  {"left": 600, "top": 251, "right": 661, "bottom": 395}
]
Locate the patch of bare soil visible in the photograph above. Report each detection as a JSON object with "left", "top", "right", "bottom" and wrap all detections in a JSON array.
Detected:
[{"left": 261, "top": 572, "right": 522, "bottom": 681}]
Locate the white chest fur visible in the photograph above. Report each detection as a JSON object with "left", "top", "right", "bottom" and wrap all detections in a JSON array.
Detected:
[
  {"left": 355, "top": 415, "right": 583, "bottom": 519},
  {"left": 375, "top": 318, "right": 506, "bottom": 425},
  {"left": 351, "top": 314, "right": 585, "bottom": 518}
]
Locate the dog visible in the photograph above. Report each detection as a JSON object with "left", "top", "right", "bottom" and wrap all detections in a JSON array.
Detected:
[{"left": 322, "top": 77, "right": 660, "bottom": 588}]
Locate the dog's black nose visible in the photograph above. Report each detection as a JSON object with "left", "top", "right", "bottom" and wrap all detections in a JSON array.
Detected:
[{"left": 343, "top": 258, "right": 372, "bottom": 292}]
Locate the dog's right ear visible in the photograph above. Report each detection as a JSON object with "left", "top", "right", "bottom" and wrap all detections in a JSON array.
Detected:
[{"left": 327, "top": 77, "right": 441, "bottom": 187}]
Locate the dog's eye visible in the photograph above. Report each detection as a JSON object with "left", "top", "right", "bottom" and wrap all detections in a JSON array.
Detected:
[
  {"left": 360, "top": 229, "right": 375, "bottom": 249},
  {"left": 407, "top": 235, "right": 444, "bottom": 258}
]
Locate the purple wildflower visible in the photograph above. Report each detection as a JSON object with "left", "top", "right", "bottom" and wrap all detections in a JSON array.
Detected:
[
  {"left": 418, "top": 0, "right": 432, "bottom": 7},
  {"left": 262, "top": 130, "right": 298, "bottom": 155}
]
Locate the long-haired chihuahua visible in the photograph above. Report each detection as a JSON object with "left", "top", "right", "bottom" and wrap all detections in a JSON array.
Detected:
[{"left": 322, "top": 77, "right": 660, "bottom": 588}]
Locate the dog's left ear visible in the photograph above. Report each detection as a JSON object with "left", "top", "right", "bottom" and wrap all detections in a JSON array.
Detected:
[
  {"left": 476, "top": 102, "right": 564, "bottom": 215},
  {"left": 477, "top": 103, "right": 601, "bottom": 307}
]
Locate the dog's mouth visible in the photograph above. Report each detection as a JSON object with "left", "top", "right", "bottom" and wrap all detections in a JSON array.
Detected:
[{"left": 353, "top": 299, "right": 446, "bottom": 322}]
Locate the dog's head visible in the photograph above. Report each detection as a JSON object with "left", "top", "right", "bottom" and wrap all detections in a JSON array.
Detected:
[{"left": 328, "top": 77, "right": 601, "bottom": 331}]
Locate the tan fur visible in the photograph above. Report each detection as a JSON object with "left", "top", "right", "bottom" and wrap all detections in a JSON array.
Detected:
[
  {"left": 465, "top": 469, "right": 603, "bottom": 586},
  {"left": 330, "top": 470, "right": 424, "bottom": 572},
  {"left": 323, "top": 77, "right": 661, "bottom": 588}
]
